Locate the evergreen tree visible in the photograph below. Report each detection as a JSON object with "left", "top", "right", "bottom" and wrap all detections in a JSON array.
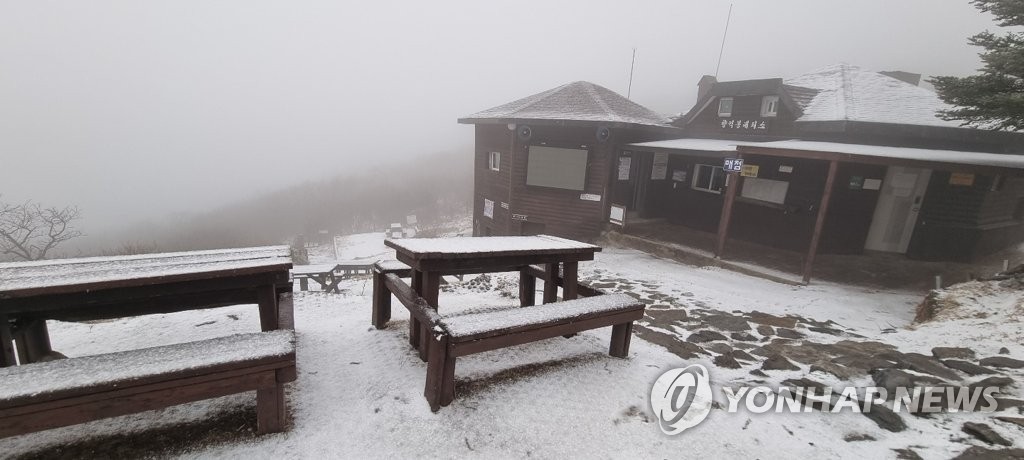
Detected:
[{"left": 931, "top": 0, "right": 1024, "bottom": 130}]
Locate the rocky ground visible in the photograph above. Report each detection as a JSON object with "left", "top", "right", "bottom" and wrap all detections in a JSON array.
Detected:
[{"left": 448, "top": 263, "right": 1024, "bottom": 459}]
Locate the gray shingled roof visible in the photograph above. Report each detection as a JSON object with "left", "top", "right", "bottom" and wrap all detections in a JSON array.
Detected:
[{"left": 458, "top": 81, "right": 671, "bottom": 128}]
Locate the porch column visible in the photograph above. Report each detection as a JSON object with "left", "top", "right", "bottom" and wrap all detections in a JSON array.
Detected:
[
  {"left": 715, "top": 169, "right": 741, "bottom": 258},
  {"left": 802, "top": 159, "right": 840, "bottom": 284}
]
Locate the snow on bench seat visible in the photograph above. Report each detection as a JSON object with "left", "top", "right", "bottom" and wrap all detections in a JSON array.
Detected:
[
  {"left": 0, "top": 330, "right": 295, "bottom": 404},
  {"left": 373, "top": 260, "right": 411, "bottom": 273},
  {"left": 439, "top": 293, "right": 641, "bottom": 339}
]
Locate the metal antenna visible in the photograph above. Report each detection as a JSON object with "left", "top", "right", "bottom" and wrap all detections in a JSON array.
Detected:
[
  {"left": 715, "top": 4, "right": 733, "bottom": 78},
  {"left": 627, "top": 48, "right": 637, "bottom": 99}
]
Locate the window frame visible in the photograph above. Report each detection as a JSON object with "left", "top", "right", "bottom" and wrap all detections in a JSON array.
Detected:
[
  {"left": 717, "top": 97, "right": 734, "bottom": 117},
  {"left": 691, "top": 163, "right": 726, "bottom": 194},
  {"left": 488, "top": 151, "right": 500, "bottom": 172},
  {"left": 760, "top": 95, "right": 779, "bottom": 117}
]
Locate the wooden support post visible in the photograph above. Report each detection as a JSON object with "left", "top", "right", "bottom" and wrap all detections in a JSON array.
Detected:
[
  {"left": 542, "top": 263, "right": 559, "bottom": 303},
  {"left": 371, "top": 270, "right": 392, "bottom": 329},
  {"left": 715, "top": 171, "right": 740, "bottom": 258},
  {"left": 256, "top": 382, "right": 285, "bottom": 434},
  {"left": 256, "top": 285, "right": 280, "bottom": 332},
  {"left": 19, "top": 319, "right": 52, "bottom": 363},
  {"left": 562, "top": 261, "right": 579, "bottom": 300},
  {"left": 299, "top": 277, "right": 308, "bottom": 291},
  {"left": 409, "top": 270, "right": 423, "bottom": 349},
  {"left": 519, "top": 267, "right": 536, "bottom": 306},
  {"left": 424, "top": 332, "right": 448, "bottom": 412},
  {"left": 609, "top": 322, "right": 633, "bottom": 358},
  {"left": 802, "top": 159, "right": 839, "bottom": 285},
  {"left": 0, "top": 315, "right": 17, "bottom": 367},
  {"left": 418, "top": 272, "right": 441, "bottom": 362}
]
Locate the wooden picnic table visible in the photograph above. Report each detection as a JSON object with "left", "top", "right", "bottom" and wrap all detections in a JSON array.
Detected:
[
  {"left": 0, "top": 246, "right": 293, "bottom": 367},
  {"left": 291, "top": 261, "right": 373, "bottom": 293},
  {"left": 381, "top": 235, "right": 601, "bottom": 359}
]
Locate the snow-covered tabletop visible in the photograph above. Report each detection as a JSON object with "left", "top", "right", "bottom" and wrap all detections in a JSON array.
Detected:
[
  {"left": 0, "top": 246, "right": 292, "bottom": 297},
  {"left": 384, "top": 235, "right": 599, "bottom": 260}
]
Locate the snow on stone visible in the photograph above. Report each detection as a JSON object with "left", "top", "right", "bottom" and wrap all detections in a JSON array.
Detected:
[
  {"left": 785, "top": 63, "right": 960, "bottom": 127},
  {"left": 441, "top": 293, "right": 637, "bottom": 337},
  {"left": 0, "top": 330, "right": 294, "bottom": 402},
  {"left": 0, "top": 246, "right": 291, "bottom": 292},
  {"left": 386, "top": 234, "right": 598, "bottom": 257}
]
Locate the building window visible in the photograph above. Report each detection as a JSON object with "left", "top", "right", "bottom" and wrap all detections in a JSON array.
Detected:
[
  {"left": 718, "top": 97, "right": 733, "bottom": 117},
  {"left": 760, "top": 96, "right": 779, "bottom": 117},
  {"left": 692, "top": 164, "right": 726, "bottom": 194},
  {"left": 526, "top": 146, "right": 588, "bottom": 191},
  {"left": 488, "top": 151, "right": 500, "bottom": 171},
  {"left": 741, "top": 177, "right": 789, "bottom": 205}
]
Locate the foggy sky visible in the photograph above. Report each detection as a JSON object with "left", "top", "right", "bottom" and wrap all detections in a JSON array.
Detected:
[{"left": 0, "top": 0, "right": 1001, "bottom": 237}]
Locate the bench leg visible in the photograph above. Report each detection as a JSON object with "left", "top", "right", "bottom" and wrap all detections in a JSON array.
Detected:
[
  {"left": 519, "top": 268, "right": 536, "bottom": 307},
  {"left": 425, "top": 334, "right": 450, "bottom": 412},
  {"left": 256, "top": 383, "right": 286, "bottom": 434},
  {"left": 299, "top": 278, "right": 308, "bottom": 291},
  {"left": 609, "top": 322, "right": 633, "bottom": 358},
  {"left": 16, "top": 319, "right": 53, "bottom": 364},
  {"left": 440, "top": 352, "right": 456, "bottom": 407},
  {"left": 417, "top": 272, "right": 441, "bottom": 363},
  {"left": 409, "top": 271, "right": 423, "bottom": 351},
  {"left": 0, "top": 315, "right": 17, "bottom": 367},
  {"left": 372, "top": 271, "right": 392, "bottom": 329}
]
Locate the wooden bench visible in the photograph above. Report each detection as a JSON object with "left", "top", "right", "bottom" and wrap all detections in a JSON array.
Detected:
[
  {"left": 0, "top": 296, "right": 298, "bottom": 439},
  {"left": 378, "top": 273, "right": 644, "bottom": 412}
]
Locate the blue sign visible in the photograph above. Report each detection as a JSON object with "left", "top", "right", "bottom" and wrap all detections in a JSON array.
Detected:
[{"left": 723, "top": 158, "right": 744, "bottom": 172}]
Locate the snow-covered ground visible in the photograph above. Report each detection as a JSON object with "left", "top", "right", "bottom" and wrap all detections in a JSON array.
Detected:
[{"left": 2, "top": 231, "right": 1021, "bottom": 459}]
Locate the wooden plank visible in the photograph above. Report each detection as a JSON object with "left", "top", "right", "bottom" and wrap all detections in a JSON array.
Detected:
[
  {"left": 0, "top": 371, "right": 277, "bottom": 439},
  {"left": 802, "top": 159, "right": 840, "bottom": 284},
  {"left": 0, "top": 357, "right": 295, "bottom": 413},
  {"left": 450, "top": 309, "right": 644, "bottom": 357},
  {"left": 257, "top": 285, "right": 279, "bottom": 332},
  {"left": 395, "top": 252, "right": 596, "bottom": 273},
  {"left": 715, "top": 170, "right": 741, "bottom": 258}
]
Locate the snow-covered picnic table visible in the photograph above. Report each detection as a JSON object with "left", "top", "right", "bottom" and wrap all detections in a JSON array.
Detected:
[
  {"left": 290, "top": 261, "right": 373, "bottom": 293},
  {"left": 0, "top": 246, "right": 293, "bottom": 367},
  {"left": 380, "top": 235, "right": 602, "bottom": 359}
]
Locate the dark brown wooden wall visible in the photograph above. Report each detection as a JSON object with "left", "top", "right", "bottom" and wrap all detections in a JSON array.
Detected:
[{"left": 471, "top": 123, "right": 674, "bottom": 241}]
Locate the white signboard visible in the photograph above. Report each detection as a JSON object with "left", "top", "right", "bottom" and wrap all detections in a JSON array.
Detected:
[
  {"left": 618, "top": 155, "right": 632, "bottom": 180},
  {"left": 483, "top": 198, "right": 494, "bottom": 219},
  {"left": 651, "top": 152, "right": 669, "bottom": 180},
  {"left": 609, "top": 205, "right": 626, "bottom": 226},
  {"left": 580, "top": 193, "right": 602, "bottom": 202},
  {"left": 863, "top": 178, "right": 883, "bottom": 190}
]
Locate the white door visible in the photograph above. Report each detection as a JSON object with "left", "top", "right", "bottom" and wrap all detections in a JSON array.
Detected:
[{"left": 864, "top": 166, "right": 932, "bottom": 253}]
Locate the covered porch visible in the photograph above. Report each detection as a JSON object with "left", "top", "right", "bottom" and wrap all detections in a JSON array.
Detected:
[{"left": 610, "top": 138, "right": 1024, "bottom": 285}]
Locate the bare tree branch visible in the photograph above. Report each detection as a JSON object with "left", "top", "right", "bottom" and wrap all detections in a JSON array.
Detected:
[{"left": 0, "top": 198, "right": 83, "bottom": 261}]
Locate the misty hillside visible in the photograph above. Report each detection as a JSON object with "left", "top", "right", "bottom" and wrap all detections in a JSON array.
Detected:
[{"left": 105, "top": 151, "right": 472, "bottom": 254}]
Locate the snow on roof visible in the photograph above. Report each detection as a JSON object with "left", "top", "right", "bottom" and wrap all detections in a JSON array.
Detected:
[
  {"left": 459, "top": 81, "right": 671, "bottom": 128},
  {"left": 385, "top": 235, "right": 599, "bottom": 258},
  {"left": 784, "top": 63, "right": 960, "bottom": 127},
  {"left": 440, "top": 293, "right": 639, "bottom": 337},
  {"left": 0, "top": 331, "right": 295, "bottom": 402},
  {"left": 627, "top": 138, "right": 739, "bottom": 152},
  {"left": 0, "top": 246, "right": 292, "bottom": 293},
  {"left": 738, "top": 140, "right": 1024, "bottom": 170}
]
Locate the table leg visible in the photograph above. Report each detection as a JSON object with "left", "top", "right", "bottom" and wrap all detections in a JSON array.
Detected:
[
  {"left": 299, "top": 277, "right": 308, "bottom": 291},
  {"left": 563, "top": 261, "right": 579, "bottom": 300},
  {"left": 257, "top": 285, "right": 280, "bottom": 331},
  {"left": 326, "top": 273, "right": 340, "bottom": 293},
  {"left": 542, "top": 263, "right": 559, "bottom": 304},
  {"left": 16, "top": 319, "right": 52, "bottom": 364},
  {"left": 519, "top": 268, "right": 536, "bottom": 307},
  {"left": 0, "top": 315, "right": 17, "bottom": 367},
  {"left": 409, "top": 270, "right": 423, "bottom": 349},
  {"left": 418, "top": 272, "right": 441, "bottom": 362}
]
